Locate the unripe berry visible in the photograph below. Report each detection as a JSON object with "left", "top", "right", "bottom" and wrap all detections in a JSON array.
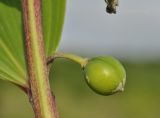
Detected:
[{"left": 84, "top": 56, "right": 126, "bottom": 95}]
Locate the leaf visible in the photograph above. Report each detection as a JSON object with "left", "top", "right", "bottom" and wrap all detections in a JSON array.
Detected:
[
  {"left": 0, "top": 0, "right": 27, "bottom": 86},
  {"left": 42, "top": 0, "right": 66, "bottom": 56},
  {"left": 0, "top": 0, "right": 66, "bottom": 86}
]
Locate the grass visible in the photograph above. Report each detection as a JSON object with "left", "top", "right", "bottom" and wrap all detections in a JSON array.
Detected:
[{"left": 0, "top": 59, "right": 160, "bottom": 118}]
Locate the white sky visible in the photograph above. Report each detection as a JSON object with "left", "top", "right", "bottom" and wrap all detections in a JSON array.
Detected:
[{"left": 59, "top": 0, "right": 160, "bottom": 60}]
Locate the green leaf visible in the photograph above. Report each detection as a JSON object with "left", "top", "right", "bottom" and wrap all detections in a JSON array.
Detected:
[
  {"left": 42, "top": 0, "right": 66, "bottom": 56},
  {"left": 0, "top": 0, "right": 27, "bottom": 86},
  {"left": 0, "top": 0, "right": 66, "bottom": 86}
]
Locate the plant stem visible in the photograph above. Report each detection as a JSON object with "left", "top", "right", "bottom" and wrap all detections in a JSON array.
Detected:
[
  {"left": 22, "top": 0, "right": 58, "bottom": 118},
  {"left": 47, "top": 52, "right": 88, "bottom": 68}
]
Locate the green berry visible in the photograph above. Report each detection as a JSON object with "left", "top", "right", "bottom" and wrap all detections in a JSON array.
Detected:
[{"left": 84, "top": 56, "right": 126, "bottom": 96}]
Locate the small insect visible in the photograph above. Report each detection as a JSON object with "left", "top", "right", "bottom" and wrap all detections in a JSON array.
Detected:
[{"left": 105, "top": 0, "right": 119, "bottom": 14}]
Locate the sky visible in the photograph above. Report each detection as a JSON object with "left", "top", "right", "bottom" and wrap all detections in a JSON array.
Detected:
[{"left": 59, "top": 0, "right": 160, "bottom": 61}]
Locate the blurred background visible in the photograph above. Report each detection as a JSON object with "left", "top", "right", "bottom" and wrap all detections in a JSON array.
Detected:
[{"left": 0, "top": 0, "right": 160, "bottom": 118}]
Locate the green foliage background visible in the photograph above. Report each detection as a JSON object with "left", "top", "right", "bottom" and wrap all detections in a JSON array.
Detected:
[{"left": 0, "top": 60, "right": 160, "bottom": 118}]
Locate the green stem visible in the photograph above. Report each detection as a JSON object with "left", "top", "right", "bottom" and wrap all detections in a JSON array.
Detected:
[
  {"left": 47, "top": 52, "right": 88, "bottom": 67},
  {"left": 22, "top": 0, "right": 58, "bottom": 118}
]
